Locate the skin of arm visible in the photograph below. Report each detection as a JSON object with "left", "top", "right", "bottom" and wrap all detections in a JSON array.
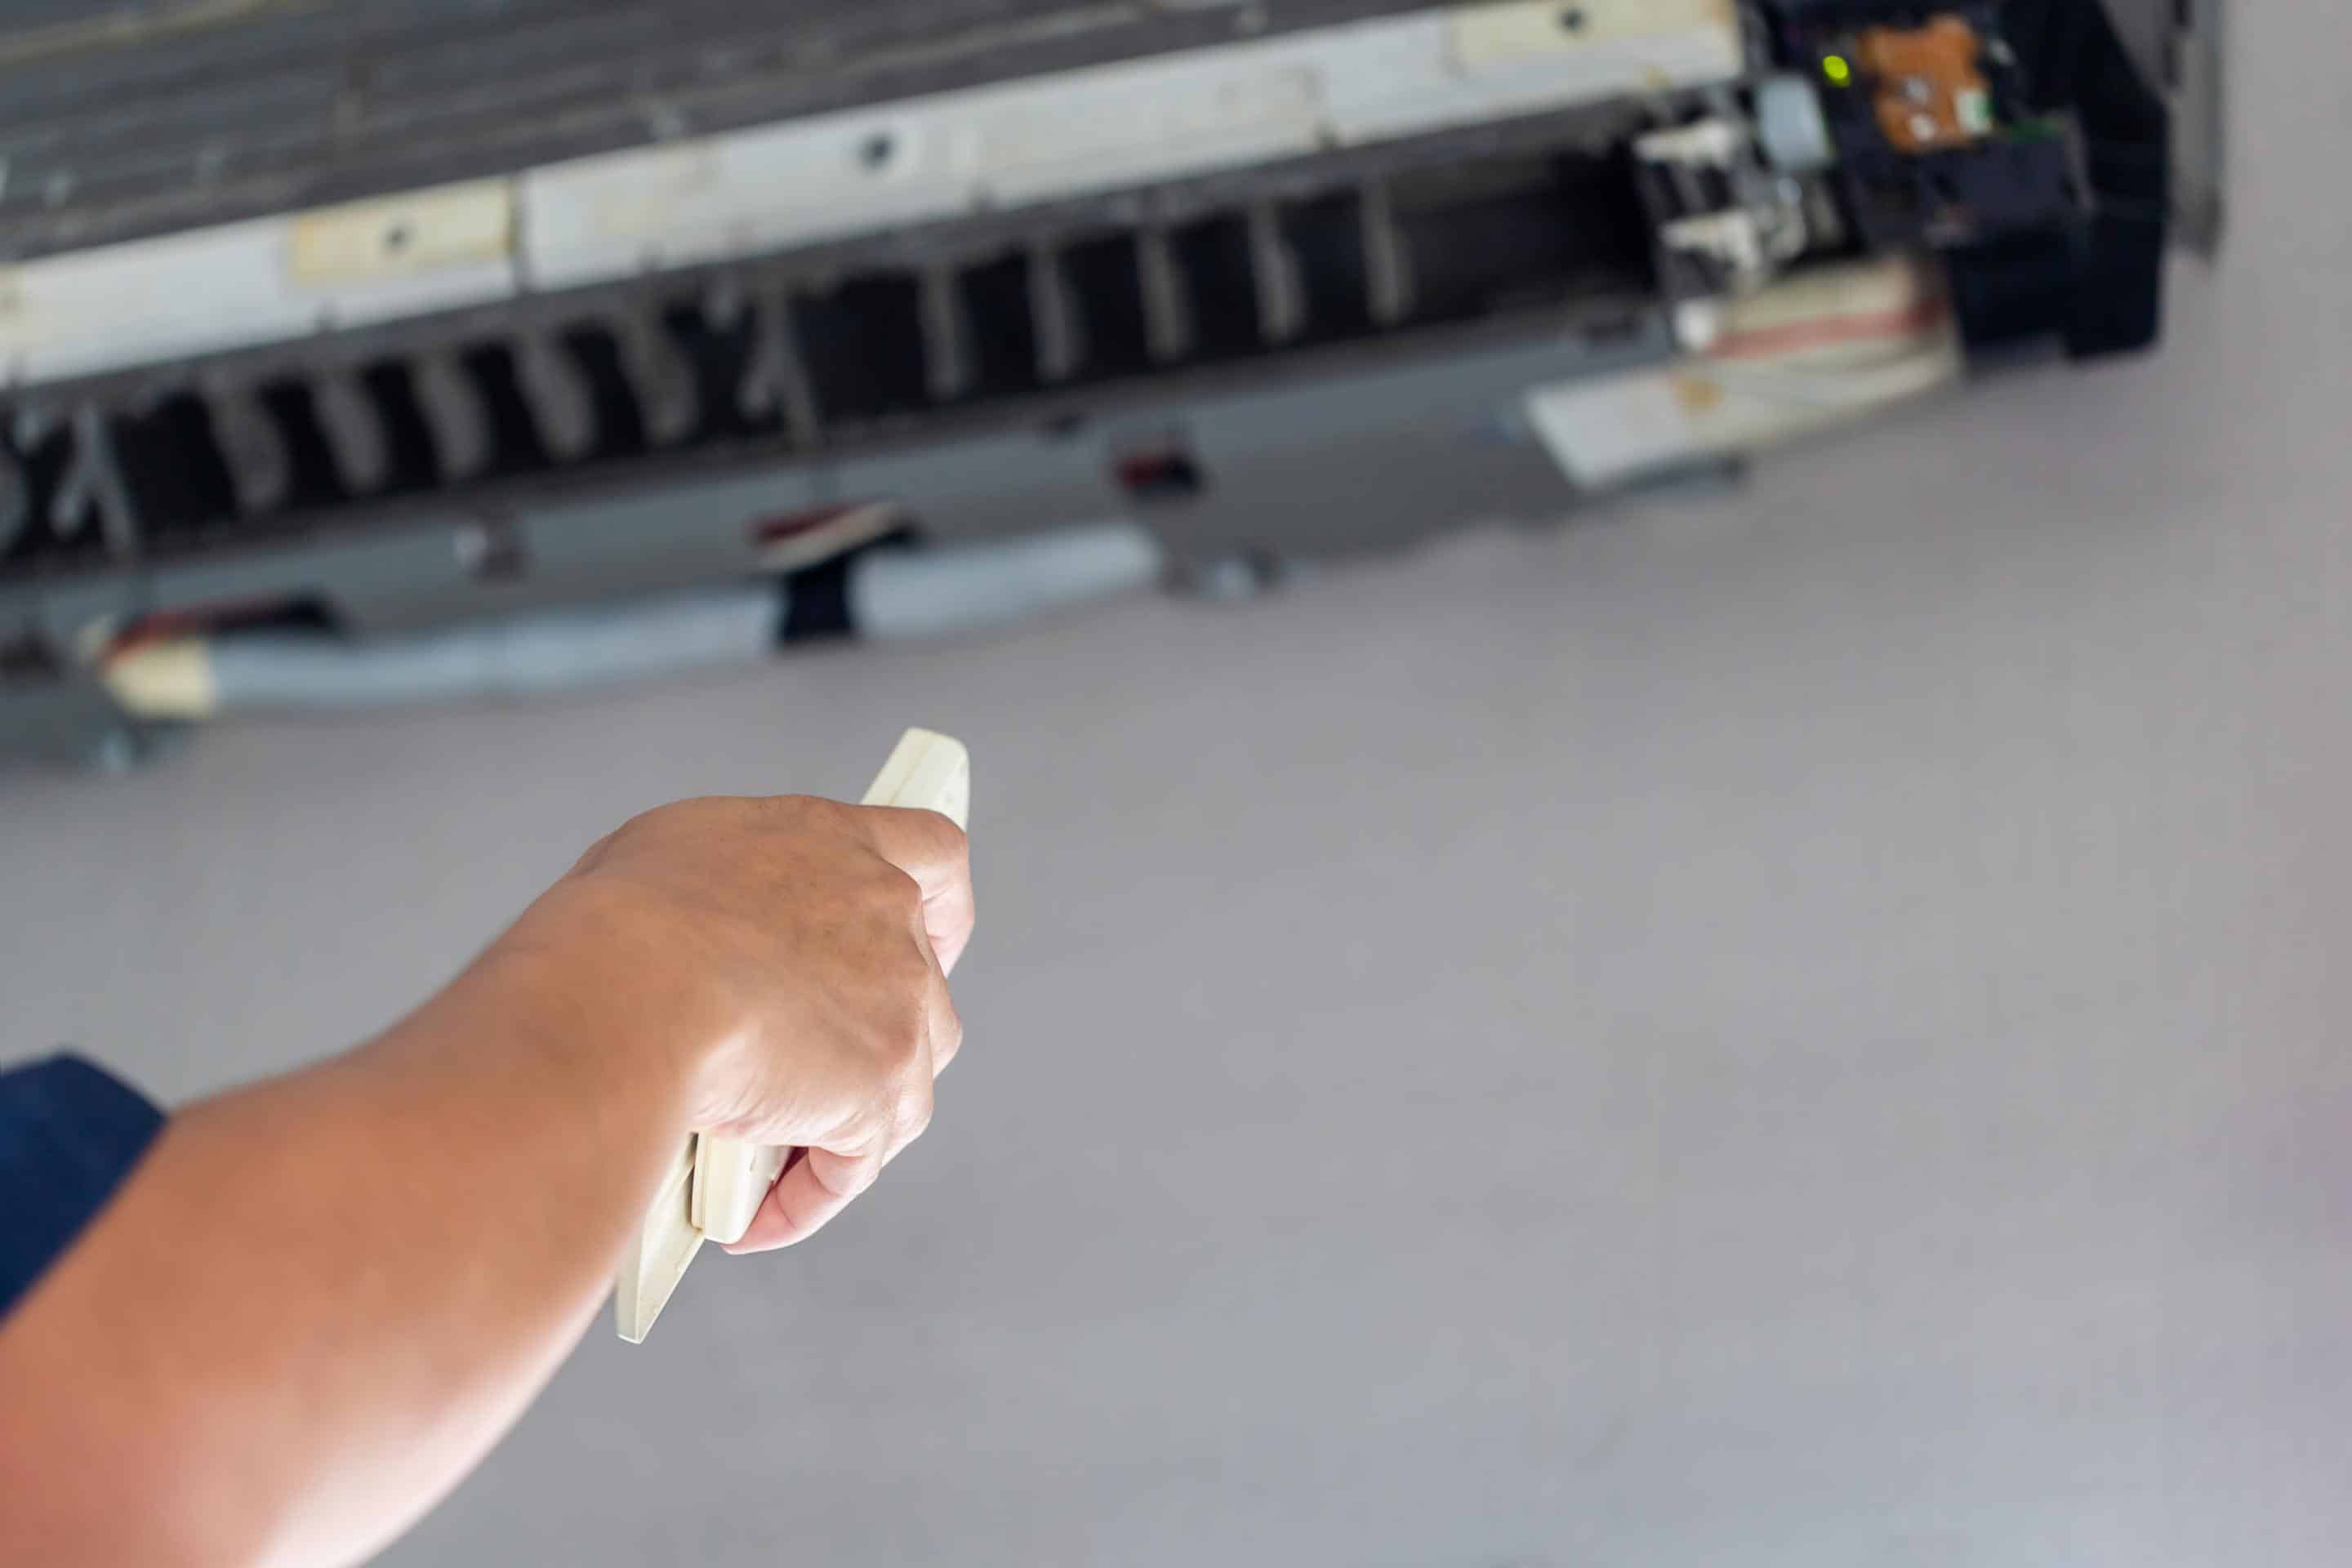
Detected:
[{"left": 0, "top": 794, "right": 973, "bottom": 1568}]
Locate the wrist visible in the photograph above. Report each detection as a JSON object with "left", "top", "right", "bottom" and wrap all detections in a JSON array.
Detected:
[{"left": 392, "top": 885, "right": 715, "bottom": 1138}]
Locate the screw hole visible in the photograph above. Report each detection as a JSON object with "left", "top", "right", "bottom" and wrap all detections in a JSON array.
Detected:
[
  {"left": 858, "top": 131, "right": 896, "bottom": 172},
  {"left": 382, "top": 221, "right": 413, "bottom": 254},
  {"left": 1557, "top": 7, "right": 1587, "bottom": 31}
]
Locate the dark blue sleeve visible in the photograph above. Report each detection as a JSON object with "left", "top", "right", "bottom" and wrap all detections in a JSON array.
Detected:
[{"left": 0, "top": 1054, "right": 165, "bottom": 1319}]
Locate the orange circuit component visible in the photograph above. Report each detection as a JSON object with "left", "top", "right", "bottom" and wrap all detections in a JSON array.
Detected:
[{"left": 1855, "top": 16, "right": 1996, "bottom": 154}]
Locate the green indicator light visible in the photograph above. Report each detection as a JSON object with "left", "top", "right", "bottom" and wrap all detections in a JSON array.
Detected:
[{"left": 1823, "top": 54, "right": 1852, "bottom": 86}]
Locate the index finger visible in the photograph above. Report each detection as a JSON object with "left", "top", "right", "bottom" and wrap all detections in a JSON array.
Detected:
[{"left": 857, "top": 806, "right": 976, "bottom": 973}]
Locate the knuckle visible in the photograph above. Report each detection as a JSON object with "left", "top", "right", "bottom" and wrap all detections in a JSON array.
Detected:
[
  {"left": 566, "top": 829, "right": 620, "bottom": 875},
  {"left": 918, "top": 809, "right": 971, "bottom": 858},
  {"left": 607, "top": 795, "right": 737, "bottom": 850},
  {"left": 862, "top": 920, "right": 931, "bottom": 985},
  {"left": 933, "top": 1000, "right": 965, "bottom": 1062},
  {"left": 897, "top": 1086, "right": 935, "bottom": 1144},
  {"left": 880, "top": 1009, "right": 929, "bottom": 1080},
  {"left": 870, "top": 862, "right": 926, "bottom": 914},
  {"left": 765, "top": 792, "right": 841, "bottom": 826},
  {"left": 645, "top": 794, "right": 730, "bottom": 826}
]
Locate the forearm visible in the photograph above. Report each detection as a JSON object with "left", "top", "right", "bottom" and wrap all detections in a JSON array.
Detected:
[
  {"left": 0, "top": 790, "right": 974, "bottom": 1566},
  {"left": 0, "top": 920, "right": 703, "bottom": 1566}
]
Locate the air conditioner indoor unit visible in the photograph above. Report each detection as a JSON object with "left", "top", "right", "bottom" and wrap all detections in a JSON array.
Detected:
[{"left": 0, "top": 0, "right": 2221, "bottom": 764}]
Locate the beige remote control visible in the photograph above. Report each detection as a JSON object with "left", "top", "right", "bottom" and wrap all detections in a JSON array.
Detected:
[{"left": 614, "top": 728, "right": 972, "bottom": 1343}]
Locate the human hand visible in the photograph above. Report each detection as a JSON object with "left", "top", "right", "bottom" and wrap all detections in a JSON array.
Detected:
[{"left": 507, "top": 794, "right": 973, "bottom": 1252}]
